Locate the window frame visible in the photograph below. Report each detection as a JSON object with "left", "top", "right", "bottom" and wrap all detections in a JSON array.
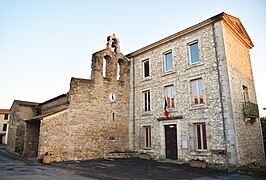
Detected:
[
  {"left": 143, "top": 126, "right": 151, "bottom": 149},
  {"left": 2, "top": 124, "right": 7, "bottom": 131},
  {"left": 191, "top": 78, "right": 204, "bottom": 105},
  {"left": 164, "top": 85, "right": 175, "bottom": 109},
  {"left": 143, "top": 90, "right": 151, "bottom": 112},
  {"left": 242, "top": 85, "right": 249, "bottom": 103},
  {"left": 4, "top": 114, "right": 8, "bottom": 120},
  {"left": 143, "top": 59, "right": 150, "bottom": 78},
  {"left": 163, "top": 50, "right": 173, "bottom": 72},
  {"left": 194, "top": 123, "right": 207, "bottom": 151},
  {"left": 188, "top": 40, "right": 200, "bottom": 65}
]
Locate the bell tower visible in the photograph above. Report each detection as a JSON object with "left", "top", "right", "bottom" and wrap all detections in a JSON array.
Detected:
[{"left": 86, "top": 34, "right": 130, "bottom": 153}]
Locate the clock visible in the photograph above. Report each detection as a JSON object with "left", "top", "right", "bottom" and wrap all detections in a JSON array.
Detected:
[{"left": 109, "top": 93, "right": 116, "bottom": 102}]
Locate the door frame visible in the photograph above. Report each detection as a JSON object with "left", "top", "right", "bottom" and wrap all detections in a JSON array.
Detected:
[{"left": 164, "top": 124, "right": 178, "bottom": 160}]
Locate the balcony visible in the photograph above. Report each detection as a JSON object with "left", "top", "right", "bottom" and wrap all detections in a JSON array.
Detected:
[{"left": 243, "top": 101, "right": 259, "bottom": 118}]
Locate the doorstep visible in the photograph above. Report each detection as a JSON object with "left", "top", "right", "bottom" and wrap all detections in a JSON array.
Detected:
[{"left": 158, "top": 159, "right": 185, "bottom": 165}]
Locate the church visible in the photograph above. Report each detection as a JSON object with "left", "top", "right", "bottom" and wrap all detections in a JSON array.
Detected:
[{"left": 7, "top": 12, "right": 265, "bottom": 168}]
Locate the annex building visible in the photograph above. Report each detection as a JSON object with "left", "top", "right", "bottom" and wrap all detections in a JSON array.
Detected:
[
  {"left": 7, "top": 12, "right": 265, "bottom": 168},
  {"left": 0, "top": 109, "right": 9, "bottom": 144}
]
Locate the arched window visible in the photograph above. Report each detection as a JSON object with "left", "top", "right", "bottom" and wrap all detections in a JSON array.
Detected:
[
  {"left": 103, "top": 55, "right": 112, "bottom": 78},
  {"left": 117, "top": 59, "right": 124, "bottom": 80},
  {"left": 103, "top": 58, "right": 106, "bottom": 78}
]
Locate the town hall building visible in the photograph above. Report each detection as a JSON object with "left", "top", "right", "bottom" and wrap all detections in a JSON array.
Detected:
[{"left": 7, "top": 12, "right": 265, "bottom": 168}]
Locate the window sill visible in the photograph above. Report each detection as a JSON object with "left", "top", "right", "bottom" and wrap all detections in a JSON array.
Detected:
[
  {"left": 189, "top": 104, "right": 208, "bottom": 111},
  {"left": 186, "top": 62, "right": 204, "bottom": 70},
  {"left": 141, "top": 77, "right": 152, "bottom": 82},
  {"left": 161, "top": 70, "right": 176, "bottom": 77},
  {"left": 141, "top": 112, "right": 153, "bottom": 117},
  {"left": 191, "top": 151, "right": 210, "bottom": 156},
  {"left": 169, "top": 108, "right": 178, "bottom": 113}
]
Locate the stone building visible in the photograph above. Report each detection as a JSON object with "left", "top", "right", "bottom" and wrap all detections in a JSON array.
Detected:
[
  {"left": 6, "top": 12, "right": 265, "bottom": 167},
  {"left": 126, "top": 12, "right": 264, "bottom": 167},
  {"left": 0, "top": 109, "right": 9, "bottom": 144},
  {"left": 7, "top": 34, "right": 131, "bottom": 161},
  {"left": 7, "top": 95, "right": 68, "bottom": 156}
]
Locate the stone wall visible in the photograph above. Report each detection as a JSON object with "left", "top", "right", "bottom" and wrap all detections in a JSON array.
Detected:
[
  {"left": 129, "top": 22, "right": 228, "bottom": 164},
  {"left": 212, "top": 21, "right": 237, "bottom": 166},
  {"left": 38, "top": 49, "right": 130, "bottom": 162},
  {"left": 24, "top": 120, "right": 40, "bottom": 157},
  {"left": 222, "top": 22, "right": 265, "bottom": 165},
  {"left": 40, "top": 94, "right": 68, "bottom": 115},
  {"left": 7, "top": 101, "right": 37, "bottom": 155}
]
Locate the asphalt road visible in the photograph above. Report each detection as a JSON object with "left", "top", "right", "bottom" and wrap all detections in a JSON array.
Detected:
[
  {"left": 0, "top": 145, "right": 92, "bottom": 180},
  {"left": 0, "top": 144, "right": 262, "bottom": 180},
  {"left": 52, "top": 158, "right": 262, "bottom": 180}
]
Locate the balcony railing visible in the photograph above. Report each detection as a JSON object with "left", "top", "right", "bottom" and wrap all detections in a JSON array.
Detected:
[{"left": 243, "top": 101, "right": 259, "bottom": 118}]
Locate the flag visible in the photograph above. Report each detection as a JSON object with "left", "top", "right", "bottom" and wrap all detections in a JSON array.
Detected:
[{"left": 164, "top": 98, "right": 169, "bottom": 118}]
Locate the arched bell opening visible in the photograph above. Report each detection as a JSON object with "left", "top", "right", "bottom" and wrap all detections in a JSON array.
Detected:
[
  {"left": 103, "top": 55, "right": 113, "bottom": 78},
  {"left": 117, "top": 59, "right": 125, "bottom": 81}
]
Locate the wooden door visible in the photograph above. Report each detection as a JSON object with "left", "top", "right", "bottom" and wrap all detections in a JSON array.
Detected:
[{"left": 165, "top": 124, "right": 177, "bottom": 160}]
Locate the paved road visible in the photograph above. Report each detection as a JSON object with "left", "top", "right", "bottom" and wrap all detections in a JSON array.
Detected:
[
  {"left": 0, "top": 145, "right": 92, "bottom": 180},
  {"left": 0, "top": 144, "right": 262, "bottom": 179},
  {"left": 52, "top": 158, "right": 262, "bottom": 180}
]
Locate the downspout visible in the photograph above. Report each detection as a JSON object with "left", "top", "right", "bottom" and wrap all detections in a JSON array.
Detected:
[
  {"left": 212, "top": 22, "right": 229, "bottom": 171},
  {"left": 132, "top": 57, "right": 136, "bottom": 150}
]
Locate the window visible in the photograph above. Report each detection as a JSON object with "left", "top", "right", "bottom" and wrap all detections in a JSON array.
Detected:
[
  {"left": 143, "top": 91, "right": 150, "bottom": 111},
  {"left": 165, "top": 85, "right": 175, "bottom": 108},
  {"left": 117, "top": 62, "right": 120, "bottom": 80},
  {"left": 242, "top": 85, "right": 249, "bottom": 102},
  {"left": 189, "top": 41, "right": 200, "bottom": 64},
  {"left": 143, "top": 126, "right": 151, "bottom": 149},
  {"left": 143, "top": 59, "right": 150, "bottom": 78},
  {"left": 191, "top": 79, "right": 204, "bottom": 105},
  {"left": 3, "top": 124, "right": 7, "bottom": 131},
  {"left": 4, "top": 114, "right": 8, "bottom": 120},
  {"left": 103, "top": 58, "right": 106, "bottom": 77},
  {"left": 164, "top": 51, "right": 173, "bottom": 72},
  {"left": 194, "top": 123, "right": 207, "bottom": 150}
]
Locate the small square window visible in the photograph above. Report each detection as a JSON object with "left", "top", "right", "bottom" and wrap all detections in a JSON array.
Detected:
[
  {"left": 143, "top": 60, "right": 150, "bottom": 78},
  {"left": 143, "top": 126, "right": 151, "bottom": 149},
  {"left": 4, "top": 114, "right": 8, "bottom": 120},
  {"left": 164, "top": 51, "right": 173, "bottom": 72},
  {"left": 189, "top": 41, "right": 200, "bottom": 64}
]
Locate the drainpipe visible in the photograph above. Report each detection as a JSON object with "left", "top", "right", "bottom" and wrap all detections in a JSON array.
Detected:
[
  {"left": 132, "top": 57, "right": 136, "bottom": 150},
  {"left": 212, "top": 22, "right": 229, "bottom": 171}
]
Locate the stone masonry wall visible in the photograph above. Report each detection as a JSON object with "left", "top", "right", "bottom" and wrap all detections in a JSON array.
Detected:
[
  {"left": 40, "top": 94, "right": 68, "bottom": 115},
  {"left": 129, "top": 22, "right": 230, "bottom": 164},
  {"left": 38, "top": 49, "right": 130, "bottom": 162},
  {"left": 7, "top": 102, "right": 20, "bottom": 153},
  {"left": 222, "top": 22, "right": 265, "bottom": 165},
  {"left": 212, "top": 22, "right": 238, "bottom": 166},
  {"left": 7, "top": 102, "right": 36, "bottom": 155},
  {"left": 24, "top": 120, "right": 40, "bottom": 157}
]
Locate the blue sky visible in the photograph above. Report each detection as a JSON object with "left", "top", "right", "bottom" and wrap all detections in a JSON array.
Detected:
[{"left": 0, "top": 0, "right": 266, "bottom": 115}]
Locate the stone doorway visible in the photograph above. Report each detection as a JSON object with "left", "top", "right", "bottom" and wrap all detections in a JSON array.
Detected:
[{"left": 165, "top": 124, "right": 177, "bottom": 160}]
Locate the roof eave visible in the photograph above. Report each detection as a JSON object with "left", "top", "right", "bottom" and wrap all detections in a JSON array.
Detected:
[
  {"left": 126, "top": 12, "right": 224, "bottom": 58},
  {"left": 222, "top": 13, "right": 254, "bottom": 49}
]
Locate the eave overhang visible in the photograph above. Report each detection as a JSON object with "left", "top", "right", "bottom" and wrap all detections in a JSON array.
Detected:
[{"left": 126, "top": 12, "right": 253, "bottom": 58}]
